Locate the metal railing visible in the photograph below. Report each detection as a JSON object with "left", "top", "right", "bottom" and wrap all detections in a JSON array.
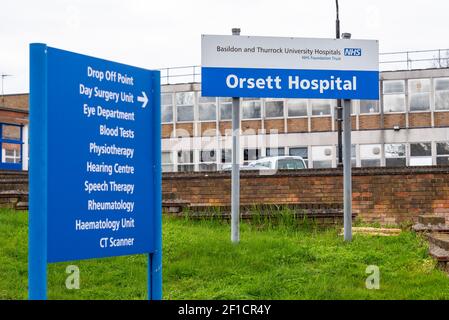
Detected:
[
  {"left": 159, "top": 49, "right": 449, "bottom": 85},
  {"left": 379, "top": 48, "right": 449, "bottom": 71}
]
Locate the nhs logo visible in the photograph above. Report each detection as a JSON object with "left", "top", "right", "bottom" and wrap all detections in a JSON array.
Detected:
[{"left": 344, "top": 48, "right": 362, "bottom": 56}]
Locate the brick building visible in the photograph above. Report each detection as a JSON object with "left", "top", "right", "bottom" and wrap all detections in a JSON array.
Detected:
[
  {"left": 0, "top": 94, "right": 29, "bottom": 170},
  {"left": 160, "top": 67, "right": 449, "bottom": 172},
  {"left": 1, "top": 61, "right": 449, "bottom": 173}
]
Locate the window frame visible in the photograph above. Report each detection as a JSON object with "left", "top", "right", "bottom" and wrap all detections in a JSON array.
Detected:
[
  {"left": 241, "top": 98, "right": 262, "bottom": 120},
  {"left": 408, "top": 78, "right": 431, "bottom": 113},
  {"left": 161, "top": 92, "right": 174, "bottom": 124},
  {"left": 310, "top": 99, "right": 333, "bottom": 117},
  {"left": 198, "top": 94, "right": 218, "bottom": 122},
  {"left": 286, "top": 99, "right": 309, "bottom": 118},
  {"left": 0, "top": 123, "right": 23, "bottom": 170},
  {"left": 175, "top": 91, "right": 195, "bottom": 123},
  {"left": 382, "top": 80, "right": 406, "bottom": 114},
  {"left": 264, "top": 99, "right": 285, "bottom": 119},
  {"left": 434, "top": 77, "right": 449, "bottom": 112}
]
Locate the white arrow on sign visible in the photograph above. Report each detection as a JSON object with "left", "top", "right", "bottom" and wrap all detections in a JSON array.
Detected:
[{"left": 137, "top": 91, "right": 148, "bottom": 108}]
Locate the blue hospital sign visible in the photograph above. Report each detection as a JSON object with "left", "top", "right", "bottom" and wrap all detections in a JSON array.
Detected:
[
  {"left": 31, "top": 46, "right": 161, "bottom": 263},
  {"left": 201, "top": 35, "right": 379, "bottom": 100}
]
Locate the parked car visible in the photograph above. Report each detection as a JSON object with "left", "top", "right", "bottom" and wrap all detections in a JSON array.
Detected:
[
  {"left": 248, "top": 156, "right": 307, "bottom": 170},
  {"left": 221, "top": 156, "right": 307, "bottom": 171}
]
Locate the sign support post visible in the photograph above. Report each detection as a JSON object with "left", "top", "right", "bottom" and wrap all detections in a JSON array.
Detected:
[
  {"left": 343, "top": 98, "right": 352, "bottom": 242},
  {"left": 149, "top": 72, "right": 162, "bottom": 300},
  {"left": 29, "top": 43, "right": 48, "bottom": 300},
  {"left": 231, "top": 27, "right": 241, "bottom": 244}
]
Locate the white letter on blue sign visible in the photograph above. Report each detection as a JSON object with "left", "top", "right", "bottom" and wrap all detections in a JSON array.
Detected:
[{"left": 226, "top": 74, "right": 239, "bottom": 89}]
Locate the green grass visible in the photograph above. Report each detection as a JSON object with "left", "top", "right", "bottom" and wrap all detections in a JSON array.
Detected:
[{"left": 1, "top": 208, "right": 449, "bottom": 300}]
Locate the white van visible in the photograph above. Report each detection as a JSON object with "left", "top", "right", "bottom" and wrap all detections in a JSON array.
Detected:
[{"left": 248, "top": 156, "right": 307, "bottom": 170}]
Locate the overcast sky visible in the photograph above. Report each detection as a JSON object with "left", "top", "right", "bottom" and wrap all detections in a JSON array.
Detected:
[{"left": 1, "top": 0, "right": 448, "bottom": 94}]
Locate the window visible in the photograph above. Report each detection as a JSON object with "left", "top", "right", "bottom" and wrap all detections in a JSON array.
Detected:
[
  {"left": 287, "top": 99, "right": 308, "bottom": 117},
  {"left": 221, "top": 149, "right": 232, "bottom": 164},
  {"left": 311, "top": 146, "right": 333, "bottom": 168},
  {"left": 311, "top": 100, "right": 331, "bottom": 116},
  {"left": 289, "top": 147, "right": 308, "bottom": 159},
  {"left": 244, "top": 148, "right": 261, "bottom": 164},
  {"left": 265, "top": 100, "right": 284, "bottom": 118},
  {"left": 409, "top": 79, "right": 430, "bottom": 111},
  {"left": 435, "top": 78, "right": 449, "bottom": 111},
  {"left": 177, "top": 150, "right": 195, "bottom": 172},
  {"left": 385, "top": 144, "right": 406, "bottom": 167},
  {"left": 219, "top": 98, "right": 233, "bottom": 120},
  {"left": 360, "top": 144, "right": 381, "bottom": 167},
  {"left": 410, "top": 142, "right": 432, "bottom": 166},
  {"left": 2, "top": 125, "right": 21, "bottom": 140},
  {"left": 2, "top": 143, "right": 21, "bottom": 164},
  {"left": 278, "top": 159, "right": 306, "bottom": 170},
  {"left": 161, "top": 93, "right": 173, "bottom": 123},
  {"left": 176, "top": 92, "right": 194, "bottom": 122},
  {"left": 383, "top": 80, "right": 406, "bottom": 113},
  {"left": 436, "top": 142, "right": 449, "bottom": 165},
  {"left": 199, "top": 149, "right": 217, "bottom": 172},
  {"left": 360, "top": 100, "right": 379, "bottom": 114},
  {"left": 198, "top": 95, "right": 217, "bottom": 121},
  {"left": 162, "top": 151, "right": 174, "bottom": 172},
  {"left": 1, "top": 124, "right": 22, "bottom": 168},
  {"left": 242, "top": 99, "right": 261, "bottom": 119},
  {"left": 266, "top": 147, "right": 285, "bottom": 157}
]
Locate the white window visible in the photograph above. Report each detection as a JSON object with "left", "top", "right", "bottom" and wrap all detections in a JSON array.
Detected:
[
  {"left": 219, "top": 98, "right": 232, "bottom": 120},
  {"left": 198, "top": 95, "right": 217, "bottom": 121},
  {"left": 266, "top": 147, "right": 285, "bottom": 157},
  {"left": 383, "top": 80, "right": 406, "bottom": 113},
  {"left": 287, "top": 99, "right": 308, "bottom": 117},
  {"left": 289, "top": 147, "right": 308, "bottom": 159},
  {"left": 360, "top": 144, "right": 381, "bottom": 167},
  {"left": 176, "top": 92, "right": 194, "bottom": 122},
  {"left": 436, "top": 142, "right": 449, "bottom": 165},
  {"left": 435, "top": 78, "right": 449, "bottom": 111},
  {"left": 409, "top": 79, "right": 430, "bottom": 112},
  {"left": 311, "top": 146, "right": 333, "bottom": 168},
  {"left": 265, "top": 100, "right": 284, "bottom": 118},
  {"left": 311, "top": 99, "right": 332, "bottom": 116},
  {"left": 162, "top": 151, "right": 174, "bottom": 172},
  {"left": 360, "top": 100, "right": 380, "bottom": 114},
  {"left": 199, "top": 150, "right": 217, "bottom": 172},
  {"left": 410, "top": 143, "right": 432, "bottom": 166},
  {"left": 161, "top": 93, "right": 173, "bottom": 123},
  {"left": 177, "top": 150, "right": 195, "bottom": 172},
  {"left": 2, "top": 143, "right": 21, "bottom": 164},
  {"left": 385, "top": 144, "right": 406, "bottom": 167},
  {"left": 242, "top": 98, "right": 261, "bottom": 119}
]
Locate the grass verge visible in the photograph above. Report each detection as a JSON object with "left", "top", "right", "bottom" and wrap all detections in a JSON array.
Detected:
[{"left": 1, "top": 208, "right": 449, "bottom": 300}]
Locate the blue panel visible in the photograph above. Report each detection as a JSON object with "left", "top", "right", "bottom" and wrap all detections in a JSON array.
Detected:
[
  {"left": 0, "top": 163, "right": 22, "bottom": 170},
  {"left": 29, "top": 43, "right": 48, "bottom": 300},
  {"left": 201, "top": 67, "right": 379, "bottom": 100},
  {"left": 43, "top": 47, "right": 158, "bottom": 262}
]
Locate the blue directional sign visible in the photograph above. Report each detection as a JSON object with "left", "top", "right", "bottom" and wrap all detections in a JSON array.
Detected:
[
  {"left": 201, "top": 35, "right": 379, "bottom": 100},
  {"left": 29, "top": 44, "right": 162, "bottom": 299}
]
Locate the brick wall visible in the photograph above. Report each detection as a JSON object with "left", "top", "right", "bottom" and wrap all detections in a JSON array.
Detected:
[
  {"left": 1, "top": 94, "right": 29, "bottom": 112},
  {"left": 162, "top": 166, "right": 449, "bottom": 224}
]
